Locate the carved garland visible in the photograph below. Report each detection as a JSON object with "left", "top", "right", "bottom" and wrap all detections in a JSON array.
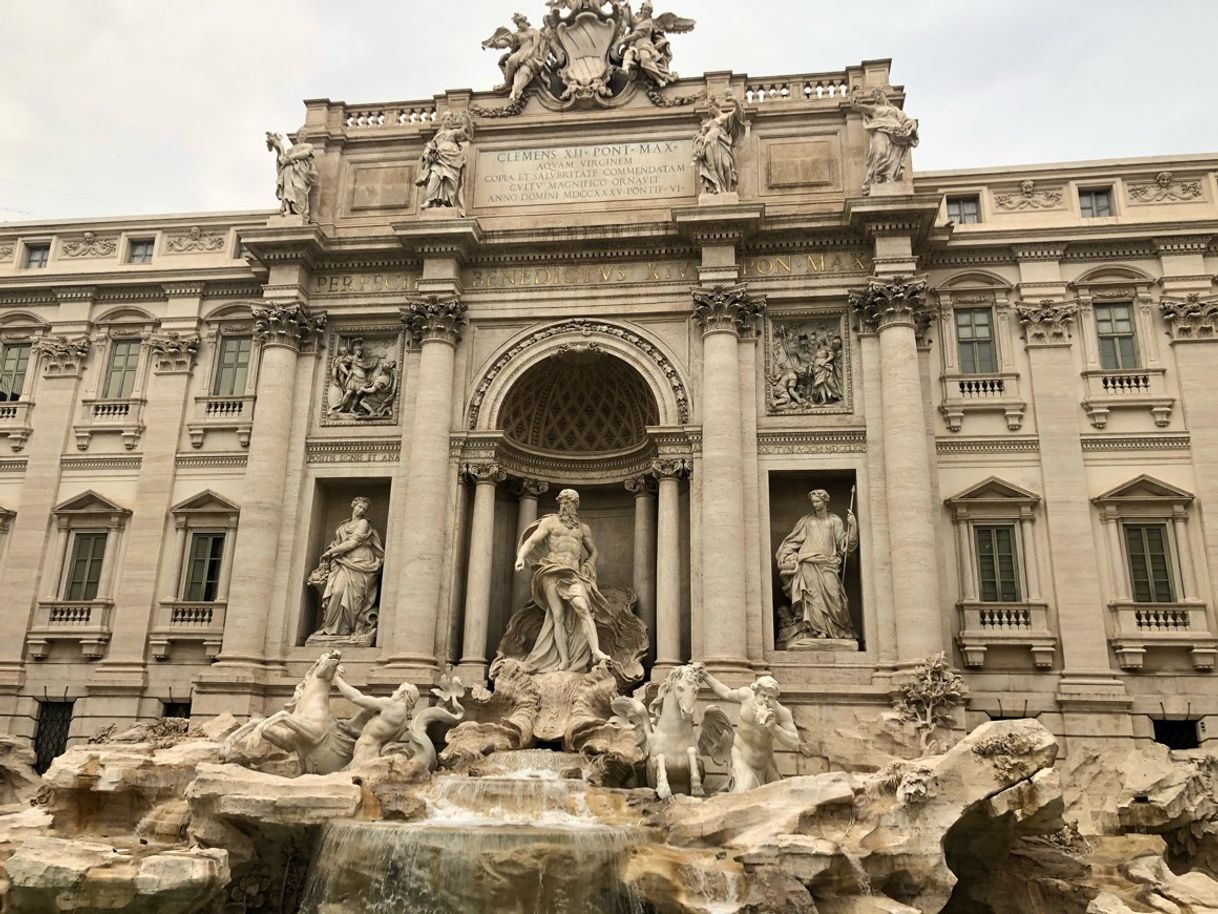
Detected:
[{"left": 468, "top": 319, "right": 691, "bottom": 429}]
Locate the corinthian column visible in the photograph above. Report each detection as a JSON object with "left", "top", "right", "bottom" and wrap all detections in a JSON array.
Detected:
[
  {"left": 653, "top": 458, "right": 690, "bottom": 674},
  {"left": 457, "top": 462, "right": 505, "bottom": 683},
  {"left": 380, "top": 296, "right": 467, "bottom": 681},
  {"left": 217, "top": 304, "right": 325, "bottom": 667},
  {"left": 850, "top": 277, "right": 944, "bottom": 663},
  {"left": 693, "top": 284, "right": 765, "bottom": 673},
  {"left": 626, "top": 474, "right": 658, "bottom": 659}
]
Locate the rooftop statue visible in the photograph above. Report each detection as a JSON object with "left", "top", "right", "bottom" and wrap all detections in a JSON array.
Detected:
[
  {"left": 265, "top": 131, "right": 317, "bottom": 220},
  {"left": 416, "top": 110, "right": 475, "bottom": 212},
  {"left": 848, "top": 87, "right": 919, "bottom": 193},
  {"left": 694, "top": 95, "right": 745, "bottom": 195},
  {"left": 479, "top": 1, "right": 695, "bottom": 110}
]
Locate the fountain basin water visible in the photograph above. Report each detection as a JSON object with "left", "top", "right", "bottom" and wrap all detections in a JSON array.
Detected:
[{"left": 297, "top": 820, "right": 650, "bottom": 914}]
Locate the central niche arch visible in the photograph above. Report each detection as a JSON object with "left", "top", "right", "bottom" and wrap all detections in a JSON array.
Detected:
[{"left": 499, "top": 351, "right": 659, "bottom": 454}]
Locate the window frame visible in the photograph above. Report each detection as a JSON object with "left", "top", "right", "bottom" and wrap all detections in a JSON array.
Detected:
[
  {"left": 946, "top": 194, "right": 982, "bottom": 225},
  {"left": 974, "top": 523, "right": 1023, "bottom": 603},
  {"left": 61, "top": 529, "right": 109, "bottom": 602},
  {"left": 182, "top": 530, "right": 227, "bottom": 603},
  {"left": 1121, "top": 522, "right": 1178, "bottom": 605},
  {"left": 126, "top": 238, "right": 156, "bottom": 265},
  {"left": 1093, "top": 301, "right": 1140, "bottom": 370},
  {"left": 100, "top": 337, "right": 143, "bottom": 400},
  {"left": 211, "top": 334, "right": 254, "bottom": 397},
  {"left": 954, "top": 307, "right": 998, "bottom": 375},
  {"left": 23, "top": 243, "right": 51, "bottom": 270},
  {"left": 1079, "top": 186, "right": 1114, "bottom": 219},
  {"left": 43, "top": 492, "right": 131, "bottom": 609},
  {"left": 0, "top": 341, "right": 33, "bottom": 402},
  {"left": 166, "top": 491, "right": 240, "bottom": 606}
]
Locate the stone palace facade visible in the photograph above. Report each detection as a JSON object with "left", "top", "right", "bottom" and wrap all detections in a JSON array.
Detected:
[{"left": 1, "top": 42, "right": 1216, "bottom": 768}]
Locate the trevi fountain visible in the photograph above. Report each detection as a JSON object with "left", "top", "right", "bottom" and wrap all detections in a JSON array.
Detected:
[{"left": 0, "top": 2, "right": 1216, "bottom": 913}]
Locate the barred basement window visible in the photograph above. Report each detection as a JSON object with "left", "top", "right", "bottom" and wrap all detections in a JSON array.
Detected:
[
  {"left": 975, "top": 525, "right": 1021, "bottom": 603},
  {"left": 163, "top": 701, "right": 192, "bottom": 720},
  {"left": 34, "top": 700, "right": 74, "bottom": 774},
  {"left": 1152, "top": 719, "right": 1200, "bottom": 751},
  {"left": 1124, "top": 524, "right": 1176, "bottom": 604},
  {"left": 955, "top": 308, "right": 997, "bottom": 374}
]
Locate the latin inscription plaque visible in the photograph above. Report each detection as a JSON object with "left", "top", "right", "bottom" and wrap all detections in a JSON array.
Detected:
[{"left": 475, "top": 140, "right": 695, "bottom": 208}]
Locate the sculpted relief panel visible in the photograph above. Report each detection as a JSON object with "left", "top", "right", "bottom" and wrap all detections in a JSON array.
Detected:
[
  {"left": 765, "top": 314, "right": 850, "bottom": 415},
  {"left": 323, "top": 331, "right": 404, "bottom": 425}
]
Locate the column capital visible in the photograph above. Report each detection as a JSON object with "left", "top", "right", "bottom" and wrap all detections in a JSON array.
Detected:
[
  {"left": 402, "top": 295, "right": 468, "bottom": 346},
  {"left": 512, "top": 478, "right": 550, "bottom": 499},
  {"left": 1016, "top": 299, "right": 1078, "bottom": 347},
  {"left": 147, "top": 332, "right": 201, "bottom": 375},
  {"left": 34, "top": 335, "right": 92, "bottom": 379},
  {"left": 1161, "top": 294, "right": 1218, "bottom": 342},
  {"left": 652, "top": 458, "right": 692, "bottom": 480},
  {"left": 251, "top": 302, "right": 326, "bottom": 351},
  {"left": 848, "top": 275, "right": 934, "bottom": 333},
  {"left": 625, "top": 475, "right": 658, "bottom": 497},
  {"left": 462, "top": 462, "right": 506, "bottom": 485},
  {"left": 692, "top": 284, "right": 766, "bottom": 338}
]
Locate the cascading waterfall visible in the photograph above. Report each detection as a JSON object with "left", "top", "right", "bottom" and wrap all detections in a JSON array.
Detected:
[{"left": 297, "top": 772, "right": 649, "bottom": 914}]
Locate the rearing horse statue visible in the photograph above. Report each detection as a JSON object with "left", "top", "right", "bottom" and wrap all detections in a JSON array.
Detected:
[
  {"left": 612, "top": 662, "right": 732, "bottom": 799},
  {"left": 224, "top": 650, "right": 357, "bottom": 775}
]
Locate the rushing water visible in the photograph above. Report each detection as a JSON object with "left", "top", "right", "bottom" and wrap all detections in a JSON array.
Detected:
[{"left": 297, "top": 774, "right": 647, "bottom": 914}]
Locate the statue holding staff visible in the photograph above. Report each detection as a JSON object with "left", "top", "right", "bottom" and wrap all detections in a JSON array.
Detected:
[{"left": 776, "top": 489, "right": 859, "bottom": 642}]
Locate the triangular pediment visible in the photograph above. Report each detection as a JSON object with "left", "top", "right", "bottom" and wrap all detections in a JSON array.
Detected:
[
  {"left": 946, "top": 477, "right": 1040, "bottom": 507},
  {"left": 170, "top": 490, "right": 240, "bottom": 516},
  {"left": 1094, "top": 475, "right": 1194, "bottom": 505},
  {"left": 53, "top": 490, "right": 131, "bottom": 517}
]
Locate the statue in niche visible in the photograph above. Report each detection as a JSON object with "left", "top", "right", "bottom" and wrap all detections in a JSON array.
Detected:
[
  {"left": 615, "top": 2, "right": 695, "bottom": 87},
  {"left": 694, "top": 95, "right": 745, "bottom": 195},
  {"left": 265, "top": 131, "right": 317, "bottom": 220},
  {"left": 513, "top": 488, "right": 614, "bottom": 672},
  {"left": 416, "top": 110, "right": 475, "bottom": 212},
  {"left": 482, "top": 12, "right": 552, "bottom": 102},
  {"left": 306, "top": 497, "right": 383, "bottom": 647},
  {"left": 776, "top": 489, "right": 860, "bottom": 645},
  {"left": 700, "top": 669, "right": 805, "bottom": 792},
  {"left": 769, "top": 319, "right": 845, "bottom": 413},
  {"left": 327, "top": 337, "right": 398, "bottom": 420},
  {"left": 848, "top": 88, "right": 919, "bottom": 192}
]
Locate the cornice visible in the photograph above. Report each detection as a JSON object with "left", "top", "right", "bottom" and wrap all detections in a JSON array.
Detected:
[
  {"left": 936, "top": 436, "right": 1040, "bottom": 455},
  {"left": 1079, "top": 434, "right": 1191, "bottom": 452},
  {"left": 61, "top": 456, "right": 142, "bottom": 472},
  {"left": 176, "top": 453, "right": 249, "bottom": 469}
]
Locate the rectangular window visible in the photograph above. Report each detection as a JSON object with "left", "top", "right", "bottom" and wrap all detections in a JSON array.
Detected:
[
  {"left": 1079, "top": 188, "right": 1113, "bottom": 218},
  {"left": 0, "top": 343, "right": 31, "bottom": 402},
  {"left": 955, "top": 308, "right": 997, "bottom": 374},
  {"left": 101, "top": 339, "right": 141, "bottom": 400},
  {"left": 24, "top": 244, "right": 50, "bottom": 269},
  {"left": 127, "top": 239, "right": 155, "bottom": 264},
  {"left": 183, "top": 532, "right": 225, "bottom": 602},
  {"left": 162, "top": 701, "right": 192, "bottom": 720},
  {"left": 212, "top": 336, "right": 252, "bottom": 397},
  {"left": 63, "top": 532, "right": 107, "bottom": 602},
  {"left": 34, "top": 701, "right": 74, "bottom": 774},
  {"left": 1125, "top": 524, "right": 1176, "bottom": 604},
  {"left": 947, "top": 195, "right": 981, "bottom": 225},
  {"left": 1095, "top": 303, "right": 1138, "bottom": 370},
  {"left": 975, "top": 525, "right": 1021, "bottom": 602}
]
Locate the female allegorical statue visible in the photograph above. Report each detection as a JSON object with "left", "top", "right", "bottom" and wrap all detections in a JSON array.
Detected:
[
  {"left": 310, "top": 497, "right": 384, "bottom": 641},
  {"left": 693, "top": 95, "right": 744, "bottom": 195},
  {"left": 265, "top": 131, "right": 317, "bottom": 220},
  {"left": 416, "top": 110, "right": 475, "bottom": 212},
  {"left": 776, "top": 489, "right": 859, "bottom": 643},
  {"left": 848, "top": 88, "right": 919, "bottom": 192}
]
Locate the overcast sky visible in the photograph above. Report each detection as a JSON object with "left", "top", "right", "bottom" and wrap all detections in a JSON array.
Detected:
[{"left": 2, "top": 0, "right": 1216, "bottom": 223}]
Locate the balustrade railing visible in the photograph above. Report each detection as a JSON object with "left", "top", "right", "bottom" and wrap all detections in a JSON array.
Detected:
[
  {"left": 744, "top": 75, "right": 851, "bottom": 104},
  {"left": 150, "top": 601, "right": 226, "bottom": 661},
  {"left": 344, "top": 104, "right": 437, "bottom": 129}
]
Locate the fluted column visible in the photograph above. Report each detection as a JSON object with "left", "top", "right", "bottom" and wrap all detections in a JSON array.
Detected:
[
  {"left": 511, "top": 479, "right": 548, "bottom": 612},
  {"left": 381, "top": 296, "right": 467, "bottom": 681},
  {"left": 850, "top": 277, "right": 944, "bottom": 663},
  {"left": 217, "top": 303, "right": 325, "bottom": 666},
  {"left": 457, "top": 463, "right": 505, "bottom": 683},
  {"left": 693, "top": 285, "right": 764, "bottom": 673},
  {"left": 626, "top": 475, "right": 658, "bottom": 658},
  {"left": 653, "top": 458, "right": 689, "bottom": 674}
]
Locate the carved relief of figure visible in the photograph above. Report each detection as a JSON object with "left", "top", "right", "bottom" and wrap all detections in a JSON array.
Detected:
[
  {"left": 849, "top": 88, "right": 919, "bottom": 192},
  {"left": 777, "top": 489, "right": 859, "bottom": 643},
  {"left": 482, "top": 13, "right": 551, "bottom": 102},
  {"left": 332, "top": 673, "right": 464, "bottom": 771},
  {"left": 266, "top": 131, "right": 318, "bottom": 220},
  {"left": 514, "top": 489, "right": 613, "bottom": 673},
  {"left": 694, "top": 95, "right": 744, "bottom": 195},
  {"left": 700, "top": 669, "right": 804, "bottom": 793},
  {"left": 615, "top": 1, "right": 695, "bottom": 87},
  {"left": 416, "top": 110, "right": 475, "bottom": 212},
  {"left": 308, "top": 498, "right": 383, "bottom": 644},
  {"left": 356, "top": 359, "right": 397, "bottom": 417},
  {"left": 770, "top": 321, "right": 845, "bottom": 413},
  {"left": 327, "top": 338, "right": 399, "bottom": 421}
]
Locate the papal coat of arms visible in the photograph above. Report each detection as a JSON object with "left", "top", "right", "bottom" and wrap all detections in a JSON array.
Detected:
[{"left": 480, "top": 0, "right": 695, "bottom": 110}]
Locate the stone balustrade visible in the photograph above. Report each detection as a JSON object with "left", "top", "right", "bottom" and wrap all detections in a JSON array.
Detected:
[
  {"left": 957, "top": 600, "right": 1057, "bottom": 670},
  {"left": 187, "top": 395, "right": 255, "bottom": 448},
  {"left": 74, "top": 399, "right": 146, "bottom": 451},
  {"left": 0, "top": 401, "right": 34, "bottom": 452},
  {"left": 1109, "top": 600, "right": 1217, "bottom": 671},
  {"left": 148, "top": 600, "right": 227, "bottom": 662},
  {"left": 1081, "top": 367, "right": 1174, "bottom": 429},
  {"left": 939, "top": 371, "right": 1026, "bottom": 432},
  {"left": 26, "top": 600, "right": 114, "bottom": 661}
]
